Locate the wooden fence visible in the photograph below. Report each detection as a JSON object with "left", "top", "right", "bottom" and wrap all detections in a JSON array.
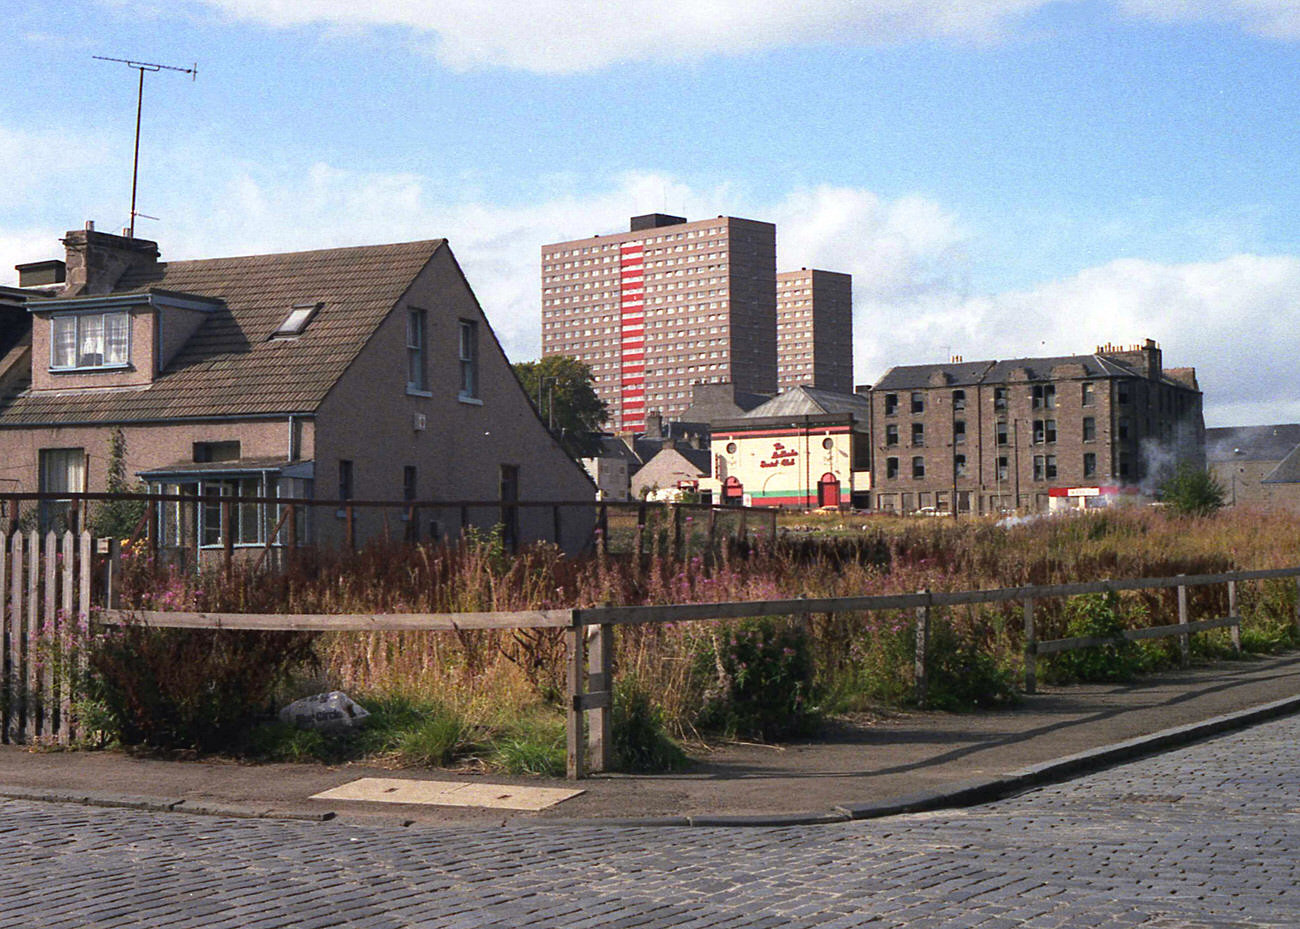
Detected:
[
  {"left": 1, "top": 530, "right": 94, "bottom": 745},
  {"left": 6, "top": 520, "right": 1297, "bottom": 774}
]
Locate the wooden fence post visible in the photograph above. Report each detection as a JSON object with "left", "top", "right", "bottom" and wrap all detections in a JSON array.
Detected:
[
  {"left": 25, "top": 531, "right": 38, "bottom": 738},
  {"left": 1023, "top": 597, "right": 1037, "bottom": 694},
  {"left": 1228, "top": 579, "right": 1241, "bottom": 654},
  {"left": 0, "top": 532, "right": 8, "bottom": 742},
  {"left": 1293, "top": 576, "right": 1300, "bottom": 639},
  {"left": 345, "top": 504, "right": 356, "bottom": 552},
  {"left": 635, "top": 502, "right": 647, "bottom": 557},
  {"left": 565, "top": 613, "right": 586, "bottom": 780},
  {"left": 8, "top": 531, "right": 24, "bottom": 743},
  {"left": 914, "top": 588, "right": 931, "bottom": 707},
  {"left": 586, "top": 621, "right": 613, "bottom": 774},
  {"left": 706, "top": 507, "right": 717, "bottom": 556},
  {"left": 597, "top": 504, "right": 609, "bottom": 556},
  {"left": 552, "top": 505, "right": 562, "bottom": 546},
  {"left": 1177, "top": 574, "right": 1190, "bottom": 667},
  {"left": 59, "top": 529, "right": 74, "bottom": 745},
  {"left": 672, "top": 505, "right": 683, "bottom": 560},
  {"left": 105, "top": 538, "right": 122, "bottom": 610}
]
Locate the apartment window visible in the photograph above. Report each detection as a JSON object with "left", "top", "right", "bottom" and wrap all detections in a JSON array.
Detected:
[
  {"left": 885, "top": 424, "right": 899, "bottom": 447},
  {"left": 911, "top": 392, "right": 925, "bottom": 414},
  {"left": 1032, "top": 384, "right": 1056, "bottom": 410},
  {"left": 884, "top": 393, "right": 898, "bottom": 416},
  {"left": 1118, "top": 417, "right": 1130, "bottom": 441},
  {"left": 1045, "top": 455, "right": 1057, "bottom": 479},
  {"left": 51, "top": 312, "right": 130, "bottom": 369},
  {"left": 1083, "top": 452, "right": 1097, "bottom": 478},
  {"left": 1033, "top": 420, "right": 1045, "bottom": 445},
  {"left": 952, "top": 389, "right": 966, "bottom": 411},
  {"left": 996, "top": 456, "right": 1009, "bottom": 481},
  {"left": 912, "top": 423, "right": 925, "bottom": 447},
  {"left": 954, "top": 420, "right": 966, "bottom": 444},
  {"left": 1082, "top": 417, "right": 1096, "bottom": 442},
  {"left": 338, "top": 459, "right": 354, "bottom": 502},
  {"left": 1118, "top": 381, "right": 1130, "bottom": 405},
  {"left": 954, "top": 454, "right": 967, "bottom": 478},
  {"left": 996, "top": 421, "right": 1008, "bottom": 446},
  {"left": 912, "top": 456, "right": 925, "bottom": 480},
  {"left": 1044, "top": 419, "right": 1057, "bottom": 443},
  {"left": 886, "top": 457, "right": 899, "bottom": 479},
  {"left": 38, "top": 447, "right": 85, "bottom": 531},
  {"left": 1082, "top": 382, "right": 1095, "bottom": 406},
  {"left": 994, "top": 387, "right": 1008, "bottom": 411},
  {"left": 406, "top": 308, "right": 428, "bottom": 392},
  {"left": 1119, "top": 452, "right": 1131, "bottom": 478},
  {"left": 458, "top": 320, "right": 479, "bottom": 400},
  {"left": 1033, "top": 456, "right": 1045, "bottom": 481}
]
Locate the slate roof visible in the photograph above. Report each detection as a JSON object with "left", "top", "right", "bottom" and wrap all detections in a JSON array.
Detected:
[
  {"left": 743, "top": 386, "right": 872, "bottom": 419},
  {"left": 874, "top": 353, "right": 1203, "bottom": 394},
  {"left": 1207, "top": 424, "right": 1300, "bottom": 463},
  {"left": 0, "top": 239, "right": 443, "bottom": 425},
  {"left": 1263, "top": 444, "right": 1300, "bottom": 484}
]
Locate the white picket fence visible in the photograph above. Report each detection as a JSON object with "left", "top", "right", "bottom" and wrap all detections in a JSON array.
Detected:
[{"left": 0, "top": 530, "right": 94, "bottom": 744}]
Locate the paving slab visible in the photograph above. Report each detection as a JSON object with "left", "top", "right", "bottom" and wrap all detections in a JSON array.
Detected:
[{"left": 0, "top": 651, "right": 1296, "bottom": 826}]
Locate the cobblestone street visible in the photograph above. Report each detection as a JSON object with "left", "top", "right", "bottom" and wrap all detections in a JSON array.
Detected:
[{"left": 7, "top": 714, "right": 1300, "bottom": 928}]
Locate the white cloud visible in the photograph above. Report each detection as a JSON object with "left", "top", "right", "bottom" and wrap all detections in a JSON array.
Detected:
[
  {"left": 151, "top": 0, "right": 1300, "bottom": 73},
  {"left": 176, "top": 0, "right": 1050, "bottom": 72},
  {"left": 1118, "top": 0, "right": 1300, "bottom": 40}
]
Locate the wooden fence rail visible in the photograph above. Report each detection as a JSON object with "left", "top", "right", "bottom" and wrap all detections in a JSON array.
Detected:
[{"left": 92, "top": 551, "right": 1300, "bottom": 779}]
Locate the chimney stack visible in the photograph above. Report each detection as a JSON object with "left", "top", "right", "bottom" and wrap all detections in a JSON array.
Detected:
[{"left": 61, "top": 223, "right": 160, "bottom": 296}]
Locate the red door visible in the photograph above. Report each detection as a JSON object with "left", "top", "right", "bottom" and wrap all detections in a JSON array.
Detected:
[{"left": 817, "top": 473, "right": 841, "bottom": 508}]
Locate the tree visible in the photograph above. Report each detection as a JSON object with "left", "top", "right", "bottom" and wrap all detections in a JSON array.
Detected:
[
  {"left": 512, "top": 356, "right": 608, "bottom": 458},
  {"left": 1158, "top": 464, "right": 1226, "bottom": 517},
  {"left": 90, "top": 427, "right": 148, "bottom": 539}
]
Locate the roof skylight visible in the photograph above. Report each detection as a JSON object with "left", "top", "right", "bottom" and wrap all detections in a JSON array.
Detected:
[{"left": 272, "top": 302, "right": 322, "bottom": 339}]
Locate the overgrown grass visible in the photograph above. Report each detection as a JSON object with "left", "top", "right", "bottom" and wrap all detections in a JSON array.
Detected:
[{"left": 93, "top": 505, "right": 1300, "bottom": 767}]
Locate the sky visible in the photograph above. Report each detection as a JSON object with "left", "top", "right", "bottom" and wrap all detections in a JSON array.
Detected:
[{"left": 3, "top": 0, "right": 1299, "bottom": 427}]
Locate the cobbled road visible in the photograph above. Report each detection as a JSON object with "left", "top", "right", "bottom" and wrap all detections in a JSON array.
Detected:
[{"left": 7, "top": 715, "right": 1300, "bottom": 928}]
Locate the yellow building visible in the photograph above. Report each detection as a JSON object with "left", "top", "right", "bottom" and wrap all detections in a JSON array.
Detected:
[{"left": 702, "top": 387, "right": 872, "bottom": 509}]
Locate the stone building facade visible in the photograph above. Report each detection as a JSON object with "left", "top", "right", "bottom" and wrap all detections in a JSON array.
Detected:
[{"left": 869, "top": 341, "right": 1204, "bottom": 515}]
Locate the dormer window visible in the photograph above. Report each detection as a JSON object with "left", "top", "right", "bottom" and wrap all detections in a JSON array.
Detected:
[
  {"left": 51, "top": 312, "right": 130, "bottom": 370},
  {"left": 272, "top": 302, "right": 321, "bottom": 339}
]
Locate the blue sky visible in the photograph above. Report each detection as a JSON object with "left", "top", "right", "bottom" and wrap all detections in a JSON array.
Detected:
[{"left": 4, "top": 0, "right": 1299, "bottom": 426}]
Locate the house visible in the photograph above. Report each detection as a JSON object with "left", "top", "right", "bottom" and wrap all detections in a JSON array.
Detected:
[
  {"left": 869, "top": 341, "right": 1204, "bottom": 515},
  {"left": 0, "top": 223, "right": 596, "bottom": 554},
  {"left": 629, "top": 442, "right": 713, "bottom": 501},
  {"left": 702, "top": 386, "right": 872, "bottom": 509},
  {"left": 1207, "top": 424, "right": 1300, "bottom": 511}
]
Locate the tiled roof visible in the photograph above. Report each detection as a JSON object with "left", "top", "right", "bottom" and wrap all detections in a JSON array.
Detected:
[
  {"left": 0, "top": 240, "right": 443, "bottom": 425},
  {"left": 1207, "top": 424, "right": 1300, "bottom": 463}
]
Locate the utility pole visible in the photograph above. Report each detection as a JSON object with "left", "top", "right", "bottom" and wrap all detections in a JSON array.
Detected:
[{"left": 94, "top": 56, "right": 197, "bottom": 237}]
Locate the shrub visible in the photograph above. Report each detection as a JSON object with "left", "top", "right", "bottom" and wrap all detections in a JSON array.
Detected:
[
  {"left": 611, "top": 675, "right": 688, "bottom": 772},
  {"left": 86, "top": 624, "right": 318, "bottom": 752},
  {"left": 1159, "top": 465, "right": 1226, "bottom": 517},
  {"left": 1042, "top": 592, "right": 1146, "bottom": 684},
  {"left": 925, "top": 622, "right": 1019, "bottom": 711},
  {"left": 694, "top": 617, "right": 817, "bottom": 740}
]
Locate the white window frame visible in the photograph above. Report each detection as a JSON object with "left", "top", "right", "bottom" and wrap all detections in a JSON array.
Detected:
[
  {"left": 458, "top": 319, "right": 479, "bottom": 402},
  {"left": 50, "top": 312, "right": 131, "bottom": 370}
]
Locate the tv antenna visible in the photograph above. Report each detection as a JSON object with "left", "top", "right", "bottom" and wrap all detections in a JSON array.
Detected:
[{"left": 94, "top": 56, "right": 197, "bottom": 238}]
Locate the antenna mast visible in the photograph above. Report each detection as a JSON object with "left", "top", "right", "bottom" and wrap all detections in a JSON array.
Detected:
[{"left": 93, "top": 56, "right": 197, "bottom": 238}]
